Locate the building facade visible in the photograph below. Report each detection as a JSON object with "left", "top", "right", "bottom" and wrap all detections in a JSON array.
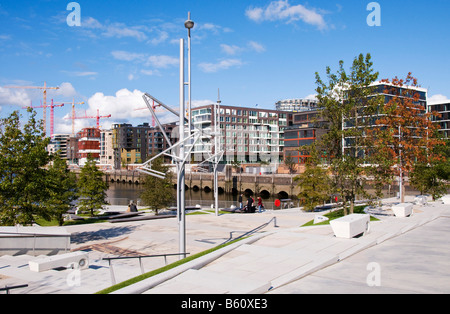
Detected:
[
  {"left": 191, "top": 104, "right": 292, "bottom": 165},
  {"left": 100, "top": 129, "right": 114, "bottom": 169},
  {"left": 275, "top": 98, "right": 318, "bottom": 112},
  {"left": 284, "top": 110, "right": 328, "bottom": 164},
  {"left": 77, "top": 127, "right": 101, "bottom": 166},
  {"left": 47, "top": 134, "right": 70, "bottom": 159},
  {"left": 429, "top": 101, "right": 450, "bottom": 139}
]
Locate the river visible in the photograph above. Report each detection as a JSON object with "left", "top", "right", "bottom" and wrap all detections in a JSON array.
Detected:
[{"left": 106, "top": 182, "right": 287, "bottom": 210}]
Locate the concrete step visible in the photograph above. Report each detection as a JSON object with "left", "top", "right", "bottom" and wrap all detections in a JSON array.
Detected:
[{"left": 145, "top": 268, "right": 271, "bottom": 294}]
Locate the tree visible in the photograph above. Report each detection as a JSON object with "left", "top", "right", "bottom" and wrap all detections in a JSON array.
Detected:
[
  {"left": 294, "top": 145, "right": 331, "bottom": 211},
  {"left": 372, "top": 73, "right": 444, "bottom": 203},
  {"left": 140, "top": 156, "right": 173, "bottom": 215},
  {"left": 77, "top": 155, "right": 109, "bottom": 217},
  {"left": 0, "top": 110, "right": 51, "bottom": 226},
  {"left": 410, "top": 137, "right": 449, "bottom": 200},
  {"left": 46, "top": 155, "right": 78, "bottom": 225},
  {"left": 315, "top": 53, "right": 382, "bottom": 215}
]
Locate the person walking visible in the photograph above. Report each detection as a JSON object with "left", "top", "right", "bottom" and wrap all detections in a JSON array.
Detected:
[
  {"left": 257, "top": 197, "right": 263, "bottom": 213},
  {"left": 238, "top": 194, "right": 243, "bottom": 209}
]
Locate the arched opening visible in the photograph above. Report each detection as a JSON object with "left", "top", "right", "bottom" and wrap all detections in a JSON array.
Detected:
[
  {"left": 110, "top": 179, "right": 115, "bottom": 183},
  {"left": 192, "top": 185, "right": 200, "bottom": 192},
  {"left": 204, "top": 186, "right": 212, "bottom": 193},
  {"left": 277, "top": 191, "right": 289, "bottom": 199},
  {"left": 218, "top": 187, "right": 225, "bottom": 194},
  {"left": 259, "top": 190, "right": 271, "bottom": 199},
  {"left": 244, "top": 189, "right": 254, "bottom": 197},
  {"left": 122, "top": 179, "right": 126, "bottom": 184}
]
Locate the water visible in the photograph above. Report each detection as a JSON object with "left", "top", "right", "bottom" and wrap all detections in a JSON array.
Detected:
[{"left": 106, "top": 182, "right": 288, "bottom": 210}]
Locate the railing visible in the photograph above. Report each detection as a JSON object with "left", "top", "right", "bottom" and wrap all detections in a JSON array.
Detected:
[
  {"left": 102, "top": 253, "right": 190, "bottom": 285},
  {"left": 221, "top": 216, "right": 278, "bottom": 245},
  {"left": 0, "top": 284, "right": 28, "bottom": 294}
]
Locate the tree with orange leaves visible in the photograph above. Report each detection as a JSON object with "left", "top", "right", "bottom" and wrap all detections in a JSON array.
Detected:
[{"left": 372, "top": 73, "right": 444, "bottom": 203}]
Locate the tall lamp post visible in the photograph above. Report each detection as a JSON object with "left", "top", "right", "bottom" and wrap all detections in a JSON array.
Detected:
[
  {"left": 178, "top": 13, "right": 194, "bottom": 259},
  {"left": 185, "top": 12, "right": 194, "bottom": 134}
]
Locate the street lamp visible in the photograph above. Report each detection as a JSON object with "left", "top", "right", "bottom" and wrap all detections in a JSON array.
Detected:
[{"left": 185, "top": 12, "right": 194, "bottom": 134}]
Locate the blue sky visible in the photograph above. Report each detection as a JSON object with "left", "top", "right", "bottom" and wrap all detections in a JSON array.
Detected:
[{"left": 1, "top": 0, "right": 449, "bottom": 134}]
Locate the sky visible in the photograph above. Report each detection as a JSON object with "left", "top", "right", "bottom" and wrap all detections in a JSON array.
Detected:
[{"left": 0, "top": 0, "right": 449, "bottom": 135}]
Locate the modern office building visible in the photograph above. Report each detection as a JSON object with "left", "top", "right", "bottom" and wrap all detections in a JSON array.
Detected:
[
  {"left": 284, "top": 109, "right": 328, "bottom": 164},
  {"left": 191, "top": 104, "right": 292, "bottom": 165},
  {"left": 429, "top": 101, "right": 450, "bottom": 139},
  {"left": 148, "top": 122, "right": 177, "bottom": 158},
  {"left": 112, "top": 122, "right": 153, "bottom": 169},
  {"left": 342, "top": 82, "right": 428, "bottom": 155}
]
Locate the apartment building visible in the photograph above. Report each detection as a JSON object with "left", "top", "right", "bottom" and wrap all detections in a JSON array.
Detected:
[
  {"left": 77, "top": 127, "right": 101, "bottom": 166},
  {"left": 47, "top": 134, "right": 70, "bottom": 159},
  {"left": 429, "top": 101, "right": 450, "bottom": 139},
  {"left": 191, "top": 104, "right": 292, "bottom": 165},
  {"left": 284, "top": 109, "right": 328, "bottom": 164},
  {"left": 100, "top": 129, "right": 114, "bottom": 169}
]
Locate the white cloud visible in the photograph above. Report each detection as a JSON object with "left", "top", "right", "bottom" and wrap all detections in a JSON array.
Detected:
[
  {"left": 220, "top": 44, "right": 243, "bottom": 56},
  {"left": 145, "top": 55, "right": 179, "bottom": 68},
  {"left": 221, "top": 41, "right": 266, "bottom": 56},
  {"left": 0, "top": 86, "right": 32, "bottom": 107},
  {"left": 192, "top": 99, "right": 215, "bottom": 108},
  {"left": 428, "top": 94, "right": 450, "bottom": 105},
  {"left": 246, "top": 0, "right": 327, "bottom": 30},
  {"left": 111, "top": 50, "right": 146, "bottom": 62},
  {"left": 54, "top": 82, "right": 78, "bottom": 98},
  {"left": 248, "top": 41, "right": 266, "bottom": 53},
  {"left": 102, "top": 23, "right": 148, "bottom": 41},
  {"left": 198, "top": 59, "right": 243, "bottom": 73}
]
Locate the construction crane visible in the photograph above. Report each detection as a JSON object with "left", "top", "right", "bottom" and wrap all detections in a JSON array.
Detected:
[
  {"left": 4, "top": 82, "right": 59, "bottom": 135},
  {"left": 134, "top": 99, "right": 162, "bottom": 127},
  {"left": 22, "top": 99, "right": 64, "bottom": 138},
  {"left": 134, "top": 99, "right": 180, "bottom": 127},
  {"left": 66, "top": 109, "right": 111, "bottom": 130},
  {"left": 68, "top": 99, "right": 85, "bottom": 136}
]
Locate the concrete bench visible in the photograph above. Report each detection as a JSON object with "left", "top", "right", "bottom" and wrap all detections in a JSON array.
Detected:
[
  {"left": 392, "top": 203, "right": 413, "bottom": 218},
  {"left": 441, "top": 195, "right": 450, "bottom": 205},
  {"left": 29, "top": 251, "right": 89, "bottom": 272},
  {"left": 330, "top": 214, "right": 370, "bottom": 239}
]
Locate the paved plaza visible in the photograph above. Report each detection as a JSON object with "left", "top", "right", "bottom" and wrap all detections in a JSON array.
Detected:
[{"left": 0, "top": 196, "right": 449, "bottom": 294}]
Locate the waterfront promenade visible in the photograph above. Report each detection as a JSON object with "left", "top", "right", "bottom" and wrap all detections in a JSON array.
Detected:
[{"left": 0, "top": 196, "right": 449, "bottom": 294}]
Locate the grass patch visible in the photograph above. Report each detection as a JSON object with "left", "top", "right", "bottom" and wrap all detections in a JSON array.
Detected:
[
  {"left": 95, "top": 237, "right": 245, "bottom": 294},
  {"left": 301, "top": 205, "right": 379, "bottom": 227}
]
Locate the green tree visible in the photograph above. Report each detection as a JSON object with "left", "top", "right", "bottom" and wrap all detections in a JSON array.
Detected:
[
  {"left": 410, "top": 137, "right": 449, "bottom": 200},
  {"left": 77, "top": 155, "right": 109, "bottom": 217},
  {"left": 46, "top": 155, "right": 78, "bottom": 225},
  {"left": 0, "top": 110, "right": 51, "bottom": 226},
  {"left": 315, "top": 53, "right": 382, "bottom": 215},
  {"left": 294, "top": 145, "right": 331, "bottom": 211},
  {"left": 140, "top": 156, "right": 173, "bottom": 215}
]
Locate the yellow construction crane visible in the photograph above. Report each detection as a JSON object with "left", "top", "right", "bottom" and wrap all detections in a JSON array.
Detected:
[{"left": 4, "top": 82, "right": 59, "bottom": 135}]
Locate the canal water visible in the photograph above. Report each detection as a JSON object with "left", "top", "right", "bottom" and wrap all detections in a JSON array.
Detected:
[{"left": 106, "top": 182, "right": 287, "bottom": 210}]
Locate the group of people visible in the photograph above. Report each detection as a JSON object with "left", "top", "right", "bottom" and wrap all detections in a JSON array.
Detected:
[{"left": 238, "top": 194, "right": 264, "bottom": 213}]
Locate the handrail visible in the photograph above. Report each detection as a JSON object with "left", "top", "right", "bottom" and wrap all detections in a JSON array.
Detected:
[
  {"left": 221, "top": 216, "right": 278, "bottom": 245},
  {"left": 0, "top": 284, "right": 28, "bottom": 294},
  {"left": 104, "top": 253, "right": 190, "bottom": 285}
]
